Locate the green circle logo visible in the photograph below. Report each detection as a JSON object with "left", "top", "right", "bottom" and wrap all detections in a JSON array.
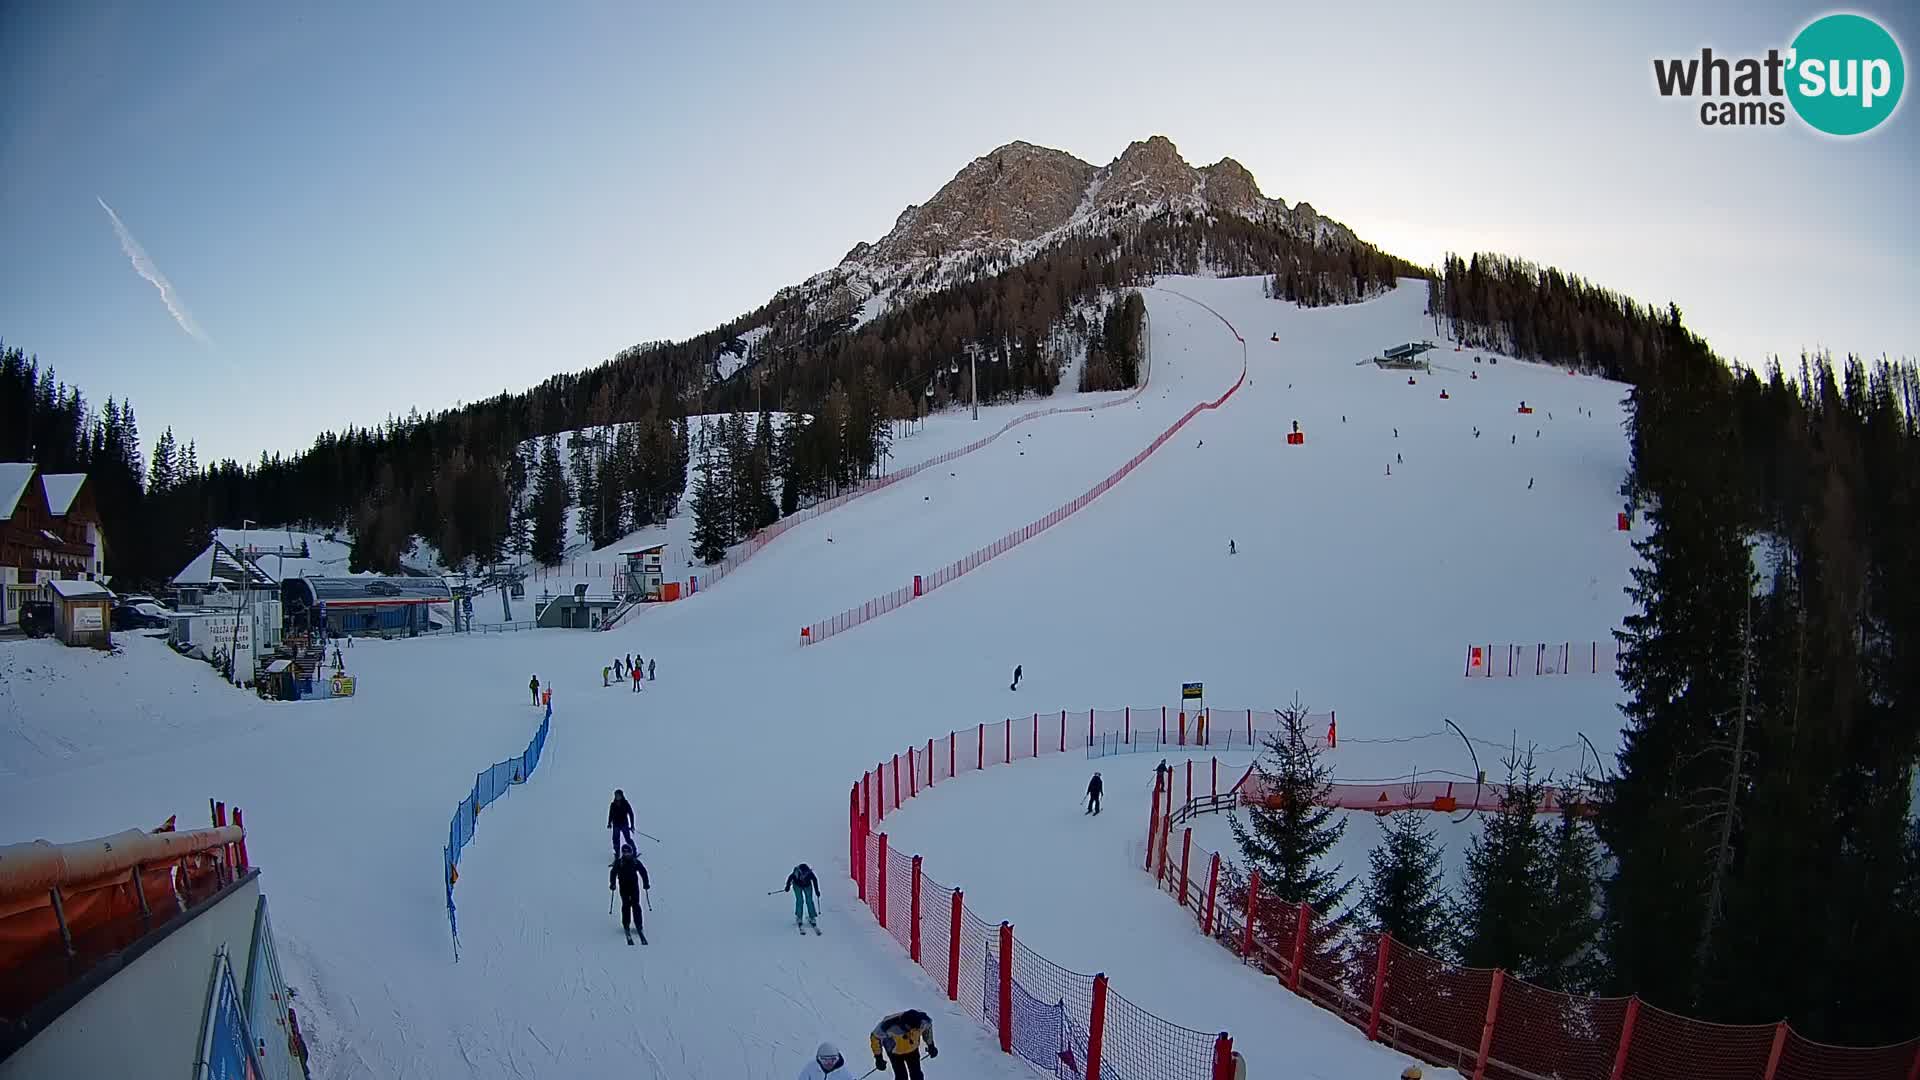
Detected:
[{"left": 1787, "top": 13, "right": 1905, "bottom": 135}]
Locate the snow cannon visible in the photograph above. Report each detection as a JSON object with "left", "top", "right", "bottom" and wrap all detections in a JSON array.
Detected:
[
  {"left": 1517, "top": 400, "right": 1534, "bottom": 415},
  {"left": 1286, "top": 420, "right": 1305, "bottom": 446}
]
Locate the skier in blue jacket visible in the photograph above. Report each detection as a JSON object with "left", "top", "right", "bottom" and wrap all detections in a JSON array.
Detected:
[{"left": 785, "top": 863, "right": 820, "bottom": 930}]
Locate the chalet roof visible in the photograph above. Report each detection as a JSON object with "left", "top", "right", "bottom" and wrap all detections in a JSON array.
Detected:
[
  {"left": 295, "top": 576, "right": 451, "bottom": 604},
  {"left": 172, "top": 539, "right": 277, "bottom": 588},
  {"left": 40, "top": 473, "right": 86, "bottom": 515},
  {"left": 0, "top": 462, "right": 35, "bottom": 519}
]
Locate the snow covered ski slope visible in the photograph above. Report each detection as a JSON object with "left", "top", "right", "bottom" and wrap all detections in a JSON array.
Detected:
[{"left": 0, "top": 276, "right": 1639, "bottom": 1079}]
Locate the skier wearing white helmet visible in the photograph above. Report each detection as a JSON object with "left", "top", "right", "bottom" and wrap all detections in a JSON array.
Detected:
[{"left": 797, "top": 1042, "right": 846, "bottom": 1079}]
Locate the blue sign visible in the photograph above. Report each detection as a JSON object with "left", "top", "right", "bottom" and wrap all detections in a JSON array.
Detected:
[{"left": 203, "top": 952, "right": 260, "bottom": 1080}]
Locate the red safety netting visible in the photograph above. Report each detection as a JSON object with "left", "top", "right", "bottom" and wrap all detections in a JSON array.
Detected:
[
  {"left": 1488, "top": 976, "right": 1630, "bottom": 1080},
  {"left": 1775, "top": 1031, "right": 1920, "bottom": 1080},
  {"left": 884, "top": 852, "right": 914, "bottom": 954},
  {"left": 805, "top": 335, "right": 1246, "bottom": 646},
  {"left": 1623, "top": 1001, "right": 1777, "bottom": 1080}
]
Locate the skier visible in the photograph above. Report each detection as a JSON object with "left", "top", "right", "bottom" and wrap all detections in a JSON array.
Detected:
[
  {"left": 1086, "top": 772, "right": 1103, "bottom": 814},
  {"left": 1155, "top": 759, "right": 1172, "bottom": 793},
  {"left": 1396, "top": 452, "right": 1402, "bottom": 464},
  {"left": 625, "top": 653, "right": 633, "bottom": 675},
  {"left": 796, "top": 1043, "right": 846, "bottom": 1080},
  {"left": 631, "top": 664, "right": 642, "bottom": 693},
  {"left": 1528, "top": 477, "right": 1535, "bottom": 490},
  {"left": 1228, "top": 539, "right": 1236, "bottom": 555},
  {"left": 648, "top": 658, "right": 656, "bottom": 681},
  {"left": 785, "top": 862, "right": 820, "bottom": 932},
  {"left": 609, "top": 842, "right": 651, "bottom": 945},
  {"left": 1394, "top": 427, "right": 1398, "bottom": 438},
  {"left": 608, "top": 789, "right": 635, "bottom": 854},
  {"left": 1009, "top": 664, "right": 1022, "bottom": 692},
  {"left": 870, "top": 1009, "right": 937, "bottom": 1080},
  {"left": 529, "top": 674, "right": 540, "bottom": 706},
  {"left": 603, "top": 665, "right": 611, "bottom": 688}
]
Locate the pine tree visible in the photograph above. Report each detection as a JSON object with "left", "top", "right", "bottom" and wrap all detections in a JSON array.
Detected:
[
  {"left": 747, "top": 409, "right": 779, "bottom": 531},
  {"left": 1361, "top": 811, "right": 1452, "bottom": 955},
  {"left": 1535, "top": 802, "right": 1603, "bottom": 991},
  {"left": 569, "top": 434, "right": 600, "bottom": 547},
  {"left": 1457, "top": 752, "right": 1549, "bottom": 973},
  {"left": 1229, "top": 696, "right": 1354, "bottom": 942},
  {"left": 149, "top": 427, "right": 179, "bottom": 494},
  {"left": 529, "top": 435, "right": 570, "bottom": 565},
  {"left": 689, "top": 445, "right": 731, "bottom": 564}
]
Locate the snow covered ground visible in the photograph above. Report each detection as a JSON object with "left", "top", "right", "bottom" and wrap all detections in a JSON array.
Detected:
[{"left": 0, "top": 275, "right": 1637, "bottom": 1079}]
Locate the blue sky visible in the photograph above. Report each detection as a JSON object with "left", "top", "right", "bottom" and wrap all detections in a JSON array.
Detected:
[{"left": 2, "top": 1, "right": 1914, "bottom": 464}]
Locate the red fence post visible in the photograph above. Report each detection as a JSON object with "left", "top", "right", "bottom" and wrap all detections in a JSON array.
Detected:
[
  {"left": 1212, "top": 757, "right": 1219, "bottom": 799},
  {"left": 949, "top": 732, "right": 955, "bottom": 779},
  {"left": 1162, "top": 706, "right": 1167, "bottom": 743},
  {"left": 877, "top": 834, "right": 890, "bottom": 928},
  {"left": 1367, "top": 934, "right": 1391, "bottom": 1041},
  {"left": 1088, "top": 709, "right": 1094, "bottom": 748},
  {"left": 947, "top": 888, "right": 963, "bottom": 1002},
  {"left": 1211, "top": 1033, "right": 1234, "bottom": 1080},
  {"left": 1472, "top": 970, "right": 1505, "bottom": 1080},
  {"left": 1032, "top": 713, "right": 1038, "bottom": 757},
  {"left": 909, "top": 746, "right": 917, "bottom": 798},
  {"left": 1289, "top": 904, "right": 1311, "bottom": 991},
  {"left": 909, "top": 855, "right": 923, "bottom": 964},
  {"left": 875, "top": 764, "right": 886, "bottom": 823},
  {"left": 1179, "top": 710, "right": 1187, "bottom": 746},
  {"left": 232, "top": 808, "right": 249, "bottom": 870},
  {"left": 1241, "top": 871, "right": 1262, "bottom": 958},
  {"left": 1608, "top": 997, "right": 1640, "bottom": 1080},
  {"left": 1125, "top": 707, "right": 1131, "bottom": 744},
  {"left": 978, "top": 723, "right": 984, "bottom": 770},
  {"left": 849, "top": 785, "right": 859, "bottom": 888},
  {"left": 1059, "top": 710, "right": 1065, "bottom": 753},
  {"left": 1179, "top": 828, "right": 1193, "bottom": 908},
  {"left": 1246, "top": 708, "right": 1253, "bottom": 745},
  {"left": 998, "top": 922, "right": 1014, "bottom": 1054},
  {"left": 1144, "top": 772, "right": 1164, "bottom": 872},
  {"left": 892, "top": 755, "right": 901, "bottom": 810},
  {"left": 1085, "top": 973, "right": 1109, "bottom": 1080},
  {"left": 927, "top": 738, "right": 935, "bottom": 786},
  {"left": 1203, "top": 853, "right": 1221, "bottom": 935},
  {"left": 1761, "top": 1022, "right": 1789, "bottom": 1080},
  {"left": 1186, "top": 759, "right": 1193, "bottom": 807},
  {"left": 1004, "top": 718, "right": 1011, "bottom": 764}
]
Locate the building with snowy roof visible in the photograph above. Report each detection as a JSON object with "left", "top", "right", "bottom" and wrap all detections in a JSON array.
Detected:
[
  {"left": 281, "top": 575, "right": 451, "bottom": 638},
  {"left": 1, "top": 464, "right": 106, "bottom": 628},
  {"left": 46, "top": 578, "right": 112, "bottom": 649}
]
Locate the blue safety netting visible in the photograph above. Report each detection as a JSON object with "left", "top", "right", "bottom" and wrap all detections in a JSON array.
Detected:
[{"left": 444, "top": 702, "right": 551, "bottom": 956}]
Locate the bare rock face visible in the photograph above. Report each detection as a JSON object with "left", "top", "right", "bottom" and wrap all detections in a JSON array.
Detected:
[
  {"left": 1091, "top": 135, "right": 1204, "bottom": 213},
  {"left": 1199, "top": 157, "right": 1265, "bottom": 218},
  {"left": 858, "top": 141, "right": 1096, "bottom": 263}
]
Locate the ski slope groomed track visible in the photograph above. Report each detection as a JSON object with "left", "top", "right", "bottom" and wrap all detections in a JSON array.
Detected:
[{"left": 0, "top": 276, "right": 1643, "bottom": 1079}]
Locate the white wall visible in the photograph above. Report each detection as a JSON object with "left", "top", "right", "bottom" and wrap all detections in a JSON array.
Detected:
[{"left": 0, "top": 876, "right": 263, "bottom": 1080}]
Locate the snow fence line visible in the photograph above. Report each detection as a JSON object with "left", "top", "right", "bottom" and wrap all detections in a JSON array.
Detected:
[
  {"left": 1464, "top": 640, "right": 1622, "bottom": 678},
  {"left": 442, "top": 701, "right": 552, "bottom": 960},
  {"left": 1146, "top": 783, "right": 1920, "bottom": 1080},
  {"left": 801, "top": 285, "right": 1248, "bottom": 646},
  {"left": 587, "top": 320, "right": 1159, "bottom": 632},
  {"left": 850, "top": 708, "right": 1266, "bottom": 1080}
]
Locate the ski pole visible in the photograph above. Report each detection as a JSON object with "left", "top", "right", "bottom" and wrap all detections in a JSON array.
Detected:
[
  {"left": 645, "top": 889, "right": 652, "bottom": 912},
  {"left": 634, "top": 829, "right": 662, "bottom": 844},
  {"left": 608, "top": 891, "right": 615, "bottom": 915}
]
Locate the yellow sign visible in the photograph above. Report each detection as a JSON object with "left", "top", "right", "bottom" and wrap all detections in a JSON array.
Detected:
[
  {"left": 330, "top": 675, "right": 357, "bottom": 698},
  {"left": 1181, "top": 682, "right": 1203, "bottom": 700}
]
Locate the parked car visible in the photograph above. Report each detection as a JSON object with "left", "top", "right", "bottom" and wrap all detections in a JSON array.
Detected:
[
  {"left": 112, "top": 602, "right": 170, "bottom": 630},
  {"left": 19, "top": 600, "right": 53, "bottom": 637}
]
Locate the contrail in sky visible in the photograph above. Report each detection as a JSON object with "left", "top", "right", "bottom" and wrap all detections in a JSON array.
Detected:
[{"left": 98, "top": 196, "right": 211, "bottom": 344}]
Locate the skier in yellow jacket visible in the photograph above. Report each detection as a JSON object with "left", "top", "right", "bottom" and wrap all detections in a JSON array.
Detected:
[{"left": 869, "top": 1009, "right": 937, "bottom": 1080}]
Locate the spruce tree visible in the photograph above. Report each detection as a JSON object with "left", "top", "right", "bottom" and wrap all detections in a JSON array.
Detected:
[
  {"left": 529, "top": 435, "right": 570, "bottom": 565},
  {"left": 1535, "top": 801, "right": 1602, "bottom": 992},
  {"left": 1229, "top": 696, "right": 1354, "bottom": 949},
  {"left": 689, "top": 446, "right": 731, "bottom": 564},
  {"left": 1361, "top": 810, "right": 1452, "bottom": 955},
  {"left": 1457, "top": 753, "right": 1549, "bottom": 974}
]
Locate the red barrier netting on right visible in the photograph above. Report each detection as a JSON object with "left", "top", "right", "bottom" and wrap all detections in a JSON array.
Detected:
[
  {"left": 1622, "top": 1001, "right": 1777, "bottom": 1080},
  {"left": 1487, "top": 974, "right": 1630, "bottom": 1080},
  {"left": 1774, "top": 1030, "right": 1920, "bottom": 1080},
  {"left": 1375, "top": 938, "right": 1494, "bottom": 1074},
  {"left": 883, "top": 850, "right": 914, "bottom": 955}
]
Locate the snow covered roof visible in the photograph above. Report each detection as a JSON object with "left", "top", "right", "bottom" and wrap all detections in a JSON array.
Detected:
[
  {"left": 172, "top": 540, "right": 277, "bottom": 588},
  {"left": 290, "top": 576, "right": 451, "bottom": 605},
  {"left": 0, "top": 462, "right": 35, "bottom": 519},
  {"left": 40, "top": 473, "right": 86, "bottom": 515},
  {"left": 47, "top": 578, "right": 110, "bottom": 600}
]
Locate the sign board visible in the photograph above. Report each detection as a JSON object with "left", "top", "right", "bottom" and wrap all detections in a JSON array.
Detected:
[
  {"left": 330, "top": 675, "right": 357, "bottom": 698},
  {"left": 200, "top": 949, "right": 261, "bottom": 1080},
  {"left": 1181, "top": 682, "right": 1203, "bottom": 700},
  {"left": 73, "top": 606, "right": 104, "bottom": 632}
]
